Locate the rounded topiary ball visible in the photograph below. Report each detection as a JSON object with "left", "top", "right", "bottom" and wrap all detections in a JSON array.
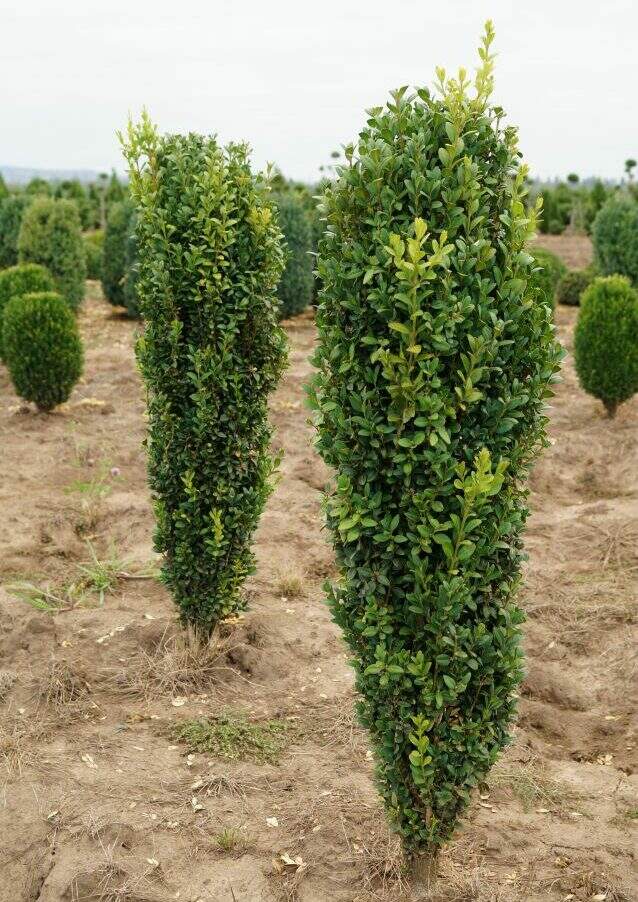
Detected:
[
  {"left": 0, "top": 263, "right": 55, "bottom": 358},
  {"left": 274, "top": 192, "right": 313, "bottom": 319},
  {"left": 555, "top": 267, "right": 595, "bottom": 307},
  {"left": 593, "top": 195, "right": 638, "bottom": 284},
  {"left": 3, "top": 291, "right": 83, "bottom": 411},
  {"left": 574, "top": 275, "right": 638, "bottom": 417},
  {"left": 529, "top": 246, "right": 567, "bottom": 308}
]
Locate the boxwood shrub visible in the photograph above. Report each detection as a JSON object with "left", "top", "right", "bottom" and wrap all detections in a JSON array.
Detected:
[
  {"left": 310, "top": 23, "right": 562, "bottom": 876},
  {"left": 83, "top": 230, "right": 104, "bottom": 280},
  {"left": 101, "top": 200, "right": 134, "bottom": 308},
  {"left": 17, "top": 197, "right": 86, "bottom": 310},
  {"left": 555, "top": 267, "right": 595, "bottom": 307},
  {"left": 529, "top": 246, "right": 567, "bottom": 309},
  {"left": 574, "top": 275, "right": 638, "bottom": 416},
  {"left": 274, "top": 191, "right": 313, "bottom": 318},
  {"left": 0, "top": 195, "right": 31, "bottom": 269},
  {"left": 3, "top": 291, "right": 83, "bottom": 411},
  {"left": 121, "top": 113, "right": 287, "bottom": 635},
  {"left": 592, "top": 195, "right": 638, "bottom": 285},
  {"left": 0, "top": 263, "right": 55, "bottom": 358}
]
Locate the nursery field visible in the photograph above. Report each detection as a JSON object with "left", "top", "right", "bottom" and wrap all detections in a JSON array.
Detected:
[{"left": 0, "top": 236, "right": 637, "bottom": 902}]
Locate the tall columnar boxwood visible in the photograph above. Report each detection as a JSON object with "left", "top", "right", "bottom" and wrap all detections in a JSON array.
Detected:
[
  {"left": 274, "top": 191, "right": 314, "bottom": 318},
  {"left": 101, "top": 200, "right": 134, "bottom": 308},
  {"left": 0, "top": 195, "right": 31, "bottom": 269},
  {"left": 17, "top": 197, "right": 86, "bottom": 310},
  {"left": 310, "top": 24, "right": 562, "bottom": 877},
  {"left": 0, "top": 263, "right": 55, "bottom": 358},
  {"left": 3, "top": 291, "right": 83, "bottom": 411},
  {"left": 592, "top": 195, "right": 638, "bottom": 285},
  {"left": 574, "top": 275, "right": 638, "bottom": 417},
  {"left": 121, "top": 113, "right": 287, "bottom": 635}
]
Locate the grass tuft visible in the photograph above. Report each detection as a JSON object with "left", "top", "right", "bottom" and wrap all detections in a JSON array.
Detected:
[{"left": 170, "top": 710, "right": 288, "bottom": 765}]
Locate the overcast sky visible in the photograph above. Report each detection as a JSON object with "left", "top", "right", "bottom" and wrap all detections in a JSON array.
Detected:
[{"left": 2, "top": 0, "right": 636, "bottom": 183}]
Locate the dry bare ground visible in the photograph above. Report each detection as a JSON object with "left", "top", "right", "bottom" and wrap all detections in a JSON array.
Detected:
[{"left": 0, "top": 235, "right": 636, "bottom": 901}]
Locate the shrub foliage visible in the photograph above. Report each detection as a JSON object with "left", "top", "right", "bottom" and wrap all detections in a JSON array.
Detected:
[
  {"left": 592, "top": 195, "right": 638, "bottom": 285},
  {"left": 529, "top": 246, "right": 566, "bottom": 308},
  {"left": 274, "top": 191, "right": 313, "bottom": 318},
  {"left": 310, "top": 24, "right": 561, "bottom": 865},
  {"left": 101, "top": 200, "right": 134, "bottom": 307},
  {"left": 555, "top": 267, "right": 595, "bottom": 307},
  {"left": 17, "top": 197, "right": 86, "bottom": 310},
  {"left": 121, "top": 113, "right": 287, "bottom": 635},
  {"left": 574, "top": 275, "right": 638, "bottom": 417},
  {"left": 83, "top": 230, "right": 104, "bottom": 280},
  {"left": 0, "top": 263, "right": 55, "bottom": 358},
  {"left": 0, "top": 194, "right": 31, "bottom": 269},
  {"left": 3, "top": 291, "right": 83, "bottom": 411}
]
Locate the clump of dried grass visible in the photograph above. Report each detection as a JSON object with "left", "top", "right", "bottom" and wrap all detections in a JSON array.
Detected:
[{"left": 109, "top": 625, "right": 241, "bottom": 700}]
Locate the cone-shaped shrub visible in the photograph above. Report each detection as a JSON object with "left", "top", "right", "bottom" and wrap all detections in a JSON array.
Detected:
[
  {"left": 0, "top": 194, "right": 31, "bottom": 269},
  {"left": 101, "top": 200, "right": 134, "bottom": 307},
  {"left": 121, "top": 113, "right": 287, "bottom": 635},
  {"left": 18, "top": 197, "right": 86, "bottom": 310},
  {"left": 0, "top": 263, "right": 55, "bottom": 358},
  {"left": 310, "top": 24, "right": 562, "bottom": 872},
  {"left": 574, "top": 275, "right": 638, "bottom": 417},
  {"left": 592, "top": 195, "right": 638, "bottom": 285},
  {"left": 274, "top": 192, "right": 313, "bottom": 318},
  {"left": 555, "top": 267, "right": 595, "bottom": 307},
  {"left": 3, "top": 291, "right": 83, "bottom": 411},
  {"left": 529, "top": 247, "right": 566, "bottom": 309}
]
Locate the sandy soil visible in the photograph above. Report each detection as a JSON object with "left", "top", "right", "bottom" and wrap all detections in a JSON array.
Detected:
[{"left": 0, "top": 237, "right": 636, "bottom": 902}]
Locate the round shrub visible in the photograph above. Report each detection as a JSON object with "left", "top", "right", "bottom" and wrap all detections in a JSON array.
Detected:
[
  {"left": 555, "top": 268, "right": 595, "bottom": 306},
  {"left": 529, "top": 246, "right": 567, "bottom": 308},
  {"left": 101, "top": 200, "right": 134, "bottom": 307},
  {"left": 83, "top": 230, "right": 104, "bottom": 280},
  {"left": 574, "top": 275, "right": 638, "bottom": 417},
  {"left": 0, "top": 263, "right": 55, "bottom": 358},
  {"left": 17, "top": 197, "right": 86, "bottom": 310},
  {"left": 3, "top": 291, "right": 83, "bottom": 411},
  {"left": 592, "top": 195, "right": 638, "bottom": 284},
  {"left": 0, "top": 194, "right": 31, "bottom": 269},
  {"left": 310, "top": 22, "right": 561, "bottom": 873},
  {"left": 274, "top": 192, "right": 313, "bottom": 318},
  {"left": 122, "top": 114, "right": 287, "bottom": 636}
]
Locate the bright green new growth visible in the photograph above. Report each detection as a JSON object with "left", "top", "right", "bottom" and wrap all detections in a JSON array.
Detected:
[
  {"left": 3, "top": 291, "right": 83, "bottom": 411},
  {"left": 121, "top": 113, "right": 287, "bottom": 635},
  {"left": 101, "top": 200, "right": 134, "bottom": 308},
  {"left": 274, "top": 191, "right": 314, "bottom": 318},
  {"left": 0, "top": 263, "right": 55, "bottom": 358},
  {"left": 592, "top": 195, "right": 638, "bottom": 285},
  {"left": 555, "top": 267, "right": 595, "bottom": 307},
  {"left": 310, "top": 24, "right": 561, "bottom": 864},
  {"left": 574, "top": 275, "right": 638, "bottom": 417},
  {"left": 529, "top": 247, "right": 567, "bottom": 309}
]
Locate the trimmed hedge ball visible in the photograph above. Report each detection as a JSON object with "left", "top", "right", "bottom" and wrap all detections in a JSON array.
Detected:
[
  {"left": 574, "top": 275, "right": 638, "bottom": 417},
  {"left": 555, "top": 267, "right": 595, "bottom": 307},
  {"left": 2, "top": 291, "right": 83, "bottom": 411},
  {"left": 0, "top": 263, "right": 55, "bottom": 358}
]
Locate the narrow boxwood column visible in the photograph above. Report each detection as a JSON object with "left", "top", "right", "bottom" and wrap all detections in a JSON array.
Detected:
[
  {"left": 122, "top": 114, "right": 287, "bottom": 636},
  {"left": 310, "top": 24, "right": 562, "bottom": 877}
]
